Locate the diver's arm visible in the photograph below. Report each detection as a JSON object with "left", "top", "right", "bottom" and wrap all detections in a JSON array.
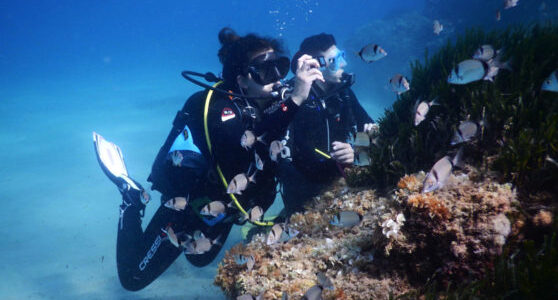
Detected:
[{"left": 289, "top": 116, "right": 342, "bottom": 181}]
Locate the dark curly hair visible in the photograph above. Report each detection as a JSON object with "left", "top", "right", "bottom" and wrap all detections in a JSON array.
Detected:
[{"left": 218, "top": 27, "right": 286, "bottom": 88}]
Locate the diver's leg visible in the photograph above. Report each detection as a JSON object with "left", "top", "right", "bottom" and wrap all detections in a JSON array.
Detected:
[
  {"left": 279, "top": 162, "right": 322, "bottom": 216},
  {"left": 116, "top": 194, "right": 184, "bottom": 291}
]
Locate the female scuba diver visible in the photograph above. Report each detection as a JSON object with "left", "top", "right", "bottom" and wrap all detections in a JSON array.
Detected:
[{"left": 94, "top": 27, "right": 324, "bottom": 291}]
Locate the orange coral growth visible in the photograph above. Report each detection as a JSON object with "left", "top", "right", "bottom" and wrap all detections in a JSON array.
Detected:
[
  {"left": 397, "top": 174, "right": 422, "bottom": 192},
  {"left": 406, "top": 193, "right": 451, "bottom": 220}
]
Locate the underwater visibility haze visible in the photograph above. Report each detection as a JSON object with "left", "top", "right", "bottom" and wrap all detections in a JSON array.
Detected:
[{"left": 0, "top": 0, "right": 556, "bottom": 299}]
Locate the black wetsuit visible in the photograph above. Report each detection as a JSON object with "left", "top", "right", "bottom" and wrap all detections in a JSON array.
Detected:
[
  {"left": 279, "top": 83, "right": 373, "bottom": 215},
  {"left": 116, "top": 84, "right": 299, "bottom": 291}
]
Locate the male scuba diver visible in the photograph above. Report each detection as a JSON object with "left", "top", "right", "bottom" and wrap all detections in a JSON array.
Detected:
[
  {"left": 279, "top": 33, "right": 375, "bottom": 216},
  {"left": 93, "top": 27, "right": 323, "bottom": 291}
]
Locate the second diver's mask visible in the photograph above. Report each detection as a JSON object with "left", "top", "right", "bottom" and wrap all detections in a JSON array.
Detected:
[
  {"left": 325, "top": 49, "right": 346, "bottom": 72},
  {"left": 245, "top": 52, "right": 290, "bottom": 86}
]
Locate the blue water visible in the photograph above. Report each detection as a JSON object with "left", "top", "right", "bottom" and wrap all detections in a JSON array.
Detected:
[{"left": 0, "top": 0, "right": 553, "bottom": 299}]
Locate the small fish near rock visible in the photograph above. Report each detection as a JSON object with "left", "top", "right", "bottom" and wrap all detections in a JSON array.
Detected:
[
  {"left": 473, "top": 44, "right": 499, "bottom": 62},
  {"left": 239, "top": 206, "right": 265, "bottom": 224},
  {"left": 451, "top": 120, "right": 485, "bottom": 145},
  {"left": 422, "top": 148, "right": 463, "bottom": 193},
  {"left": 350, "top": 131, "right": 371, "bottom": 148},
  {"left": 447, "top": 58, "right": 508, "bottom": 84},
  {"left": 234, "top": 254, "right": 256, "bottom": 271},
  {"left": 236, "top": 291, "right": 264, "bottom": 300},
  {"left": 330, "top": 210, "right": 363, "bottom": 227},
  {"left": 389, "top": 74, "right": 410, "bottom": 95},
  {"left": 414, "top": 98, "right": 438, "bottom": 126},
  {"left": 358, "top": 43, "right": 387, "bottom": 63},
  {"left": 183, "top": 233, "right": 221, "bottom": 255},
  {"left": 266, "top": 222, "right": 299, "bottom": 245},
  {"left": 354, "top": 148, "right": 372, "bottom": 166},
  {"left": 301, "top": 284, "right": 323, "bottom": 300},
  {"left": 316, "top": 271, "right": 334, "bottom": 290}
]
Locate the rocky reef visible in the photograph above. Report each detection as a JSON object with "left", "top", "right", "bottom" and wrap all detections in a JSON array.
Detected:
[{"left": 215, "top": 166, "right": 521, "bottom": 299}]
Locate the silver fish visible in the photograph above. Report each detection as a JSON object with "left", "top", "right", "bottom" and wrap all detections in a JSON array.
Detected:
[
  {"left": 389, "top": 74, "right": 410, "bottom": 94},
  {"left": 302, "top": 285, "right": 323, "bottom": 300},
  {"left": 164, "top": 196, "right": 189, "bottom": 211},
  {"left": 241, "top": 130, "right": 265, "bottom": 150},
  {"left": 433, "top": 20, "right": 443, "bottom": 35},
  {"left": 247, "top": 206, "right": 264, "bottom": 222},
  {"left": 330, "top": 211, "right": 363, "bottom": 227},
  {"left": 316, "top": 272, "right": 334, "bottom": 290},
  {"left": 354, "top": 149, "right": 372, "bottom": 166},
  {"left": 200, "top": 201, "right": 227, "bottom": 217},
  {"left": 414, "top": 98, "right": 438, "bottom": 126},
  {"left": 504, "top": 0, "right": 519, "bottom": 10},
  {"left": 422, "top": 148, "right": 463, "bottom": 193},
  {"left": 269, "top": 140, "right": 284, "bottom": 162},
  {"left": 496, "top": 10, "right": 501, "bottom": 21},
  {"left": 234, "top": 254, "right": 256, "bottom": 271},
  {"left": 183, "top": 234, "right": 221, "bottom": 255},
  {"left": 170, "top": 150, "right": 183, "bottom": 166},
  {"left": 358, "top": 43, "right": 387, "bottom": 63},
  {"left": 161, "top": 225, "right": 180, "bottom": 248},
  {"left": 473, "top": 45, "right": 498, "bottom": 61},
  {"left": 254, "top": 152, "right": 264, "bottom": 170},
  {"left": 451, "top": 121, "right": 483, "bottom": 145},
  {"left": 541, "top": 70, "right": 558, "bottom": 92},
  {"left": 447, "top": 59, "right": 500, "bottom": 84},
  {"left": 266, "top": 223, "right": 283, "bottom": 245},
  {"left": 266, "top": 222, "right": 299, "bottom": 245},
  {"left": 236, "top": 292, "right": 264, "bottom": 300},
  {"left": 227, "top": 173, "right": 256, "bottom": 195},
  {"left": 351, "top": 132, "right": 370, "bottom": 147}
]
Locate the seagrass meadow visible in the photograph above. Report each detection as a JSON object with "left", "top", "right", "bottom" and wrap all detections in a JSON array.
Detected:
[
  {"left": 350, "top": 23, "right": 558, "bottom": 194},
  {"left": 215, "top": 24, "right": 558, "bottom": 299}
]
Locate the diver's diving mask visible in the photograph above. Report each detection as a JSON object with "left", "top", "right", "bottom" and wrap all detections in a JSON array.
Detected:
[
  {"left": 245, "top": 52, "right": 290, "bottom": 85},
  {"left": 326, "top": 49, "right": 346, "bottom": 72}
]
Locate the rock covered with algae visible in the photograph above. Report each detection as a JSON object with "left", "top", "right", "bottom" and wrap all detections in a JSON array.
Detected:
[{"left": 215, "top": 167, "right": 518, "bottom": 299}]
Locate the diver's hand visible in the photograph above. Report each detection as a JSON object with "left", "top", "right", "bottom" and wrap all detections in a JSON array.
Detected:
[
  {"left": 330, "top": 141, "right": 354, "bottom": 165},
  {"left": 291, "top": 54, "right": 325, "bottom": 105}
]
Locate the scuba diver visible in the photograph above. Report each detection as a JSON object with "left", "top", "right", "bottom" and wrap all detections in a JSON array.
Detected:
[
  {"left": 93, "top": 27, "right": 324, "bottom": 291},
  {"left": 278, "top": 33, "right": 375, "bottom": 216}
]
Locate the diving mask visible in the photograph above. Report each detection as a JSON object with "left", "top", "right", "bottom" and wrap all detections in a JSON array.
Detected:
[
  {"left": 245, "top": 52, "right": 290, "bottom": 85},
  {"left": 326, "top": 49, "right": 346, "bottom": 72}
]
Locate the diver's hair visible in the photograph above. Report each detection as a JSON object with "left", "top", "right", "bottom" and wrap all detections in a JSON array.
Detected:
[
  {"left": 291, "top": 33, "right": 337, "bottom": 73},
  {"left": 217, "top": 27, "right": 286, "bottom": 87}
]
